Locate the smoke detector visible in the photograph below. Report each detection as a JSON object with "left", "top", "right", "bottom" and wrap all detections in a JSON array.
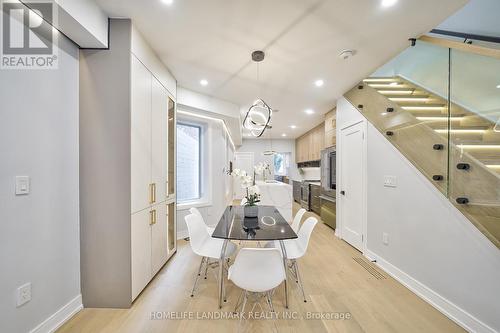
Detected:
[{"left": 339, "top": 49, "right": 355, "bottom": 60}]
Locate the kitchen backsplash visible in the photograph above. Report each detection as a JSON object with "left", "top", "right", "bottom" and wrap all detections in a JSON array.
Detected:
[{"left": 300, "top": 167, "right": 320, "bottom": 181}]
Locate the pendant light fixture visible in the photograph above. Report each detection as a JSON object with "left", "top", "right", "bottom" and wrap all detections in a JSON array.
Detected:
[
  {"left": 263, "top": 120, "right": 277, "bottom": 156},
  {"left": 242, "top": 50, "right": 273, "bottom": 138}
]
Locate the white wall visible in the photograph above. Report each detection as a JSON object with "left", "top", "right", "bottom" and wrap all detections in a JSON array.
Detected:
[
  {"left": 177, "top": 87, "right": 242, "bottom": 145},
  {"left": 437, "top": 0, "right": 500, "bottom": 38},
  {"left": 337, "top": 97, "right": 500, "bottom": 333},
  {"left": 176, "top": 110, "right": 234, "bottom": 238},
  {"left": 237, "top": 139, "right": 304, "bottom": 181},
  {"left": 55, "top": 0, "right": 109, "bottom": 48},
  {"left": 0, "top": 34, "right": 81, "bottom": 332}
]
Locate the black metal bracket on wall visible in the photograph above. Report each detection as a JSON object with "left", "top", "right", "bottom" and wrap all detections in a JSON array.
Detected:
[{"left": 430, "top": 29, "right": 500, "bottom": 44}]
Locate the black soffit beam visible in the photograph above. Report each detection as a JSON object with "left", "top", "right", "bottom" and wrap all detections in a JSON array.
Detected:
[{"left": 430, "top": 29, "right": 500, "bottom": 44}]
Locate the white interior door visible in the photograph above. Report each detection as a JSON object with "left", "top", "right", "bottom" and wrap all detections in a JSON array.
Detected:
[
  {"left": 131, "top": 55, "right": 152, "bottom": 214},
  {"left": 233, "top": 152, "right": 254, "bottom": 199},
  {"left": 340, "top": 121, "right": 365, "bottom": 251},
  {"left": 151, "top": 76, "right": 168, "bottom": 203}
]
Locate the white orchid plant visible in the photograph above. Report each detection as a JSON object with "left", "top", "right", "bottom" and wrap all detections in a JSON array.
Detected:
[
  {"left": 253, "top": 162, "right": 271, "bottom": 181},
  {"left": 232, "top": 168, "right": 261, "bottom": 206}
]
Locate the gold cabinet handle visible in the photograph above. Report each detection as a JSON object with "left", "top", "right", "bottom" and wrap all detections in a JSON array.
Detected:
[
  {"left": 150, "top": 209, "right": 157, "bottom": 225},
  {"left": 149, "top": 183, "right": 156, "bottom": 204}
]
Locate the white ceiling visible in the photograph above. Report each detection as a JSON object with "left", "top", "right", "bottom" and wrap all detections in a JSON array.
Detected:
[{"left": 96, "top": 0, "right": 467, "bottom": 138}]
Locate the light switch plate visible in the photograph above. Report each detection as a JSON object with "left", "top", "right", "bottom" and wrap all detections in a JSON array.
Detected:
[
  {"left": 383, "top": 175, "right": 397, "bottom": 188},
  {"left": 383, "top": 232, "right": 389, "bottom": 245},
  {"left": 15, "top": 176, "right": 30, "bottom": 195},
  {"left": 17, "top": 282, "right": 31, "bottom": 307}
]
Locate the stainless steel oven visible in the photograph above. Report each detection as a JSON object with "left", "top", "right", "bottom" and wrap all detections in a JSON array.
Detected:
[
  {"left": 320, "top": 147, "right": 336, "bottom": 229},
  {"left": 321, "top": 147, "right": 336, "bottom": 197}
]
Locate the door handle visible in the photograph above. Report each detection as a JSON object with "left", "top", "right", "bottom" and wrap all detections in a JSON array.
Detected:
[
  {"left": 149, "top": 183, "right": 157, "bottom": 204},
  {"left": 150, "top": 209, "right": 157, "bottom": 225},
  {"left": 340, "top": 190, "right": 345, "bottom": 195}
]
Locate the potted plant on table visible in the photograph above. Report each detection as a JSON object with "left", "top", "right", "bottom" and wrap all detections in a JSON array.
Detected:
[{"left": 232, "top": 169, "right": 261, "bottom": 218}]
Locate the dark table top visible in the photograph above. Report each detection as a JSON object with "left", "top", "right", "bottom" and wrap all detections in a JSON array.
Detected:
[{"left": 212, "top": 205, "right": 298, "bottom": 241}]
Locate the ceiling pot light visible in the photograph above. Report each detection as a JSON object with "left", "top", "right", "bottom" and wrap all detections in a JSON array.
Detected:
[
  {"left": 339, "top": 49, "right": 355, "bottom": 60},
  {"left": 290, "top": 125, "right": 297, "bottom": 129},
  {"left": 381, "top": 0, "right": 398, "bottom": 7},
  {"left": 162, "top": 0, "right": 174, "bottom": 5},
  {"left": 281, "top": 133, "right": 287, "bottom": 137},
  {"left": 200, "top": 79, "right": 208, "bottom": 86},
  {"left": 314, "top": 79, "right": 324, "bottom": 87},
  {"left": 496, "top": 84, "right": 500, "bottom": 89},
  {"left": 305, "top": 109, "right": 315, "bottom": 115}
]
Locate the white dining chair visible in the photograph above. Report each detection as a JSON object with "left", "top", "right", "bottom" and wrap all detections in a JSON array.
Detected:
[
  {"left": 185, "top": 213, "right": 237, "bottom": 298},
  {"left": 290, "top": 208, "right": 307, "bottom": 233},
  {"left": 266, "top": 217, "right": 318, "bottom": 303},
  {"left": 189, "top": 207, "right": 215, "bottom": 235},
  {"left": 228, "top": 248, "right": 285, "bottom": 327}
]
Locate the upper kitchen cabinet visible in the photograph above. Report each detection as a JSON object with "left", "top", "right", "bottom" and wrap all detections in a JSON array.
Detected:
[
  {"left": 296, "top": 124, "right": 324, "bottom": 163},
  {"left": 324, "top": 109, "right": 336, "bottom": 148},
  {"left": 79, "top": 19, "right": 177, "bottom": 308}
]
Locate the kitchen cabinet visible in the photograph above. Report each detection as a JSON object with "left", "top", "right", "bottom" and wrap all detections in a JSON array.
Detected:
[
  {"left": 324, "top": 109, "right": 337, "bottom": 148},
  {"left": 310, "top": 184, "right": 321, "bottom": 214},
  {"left": 292, "top": 180, "right": 301, "bottom": 203},
  {"left": 79, "top": 19, "right": 176, "bottom": 308},
  {"left": 296, "top": 124, "right": 324, "bottom": 163}
]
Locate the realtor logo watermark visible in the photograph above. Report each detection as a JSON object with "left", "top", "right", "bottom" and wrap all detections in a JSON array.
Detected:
[{"left": 1, "top": 0, "right": 58, "bottom": 69}]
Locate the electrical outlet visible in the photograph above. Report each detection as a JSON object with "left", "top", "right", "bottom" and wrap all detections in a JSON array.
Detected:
[
  {"left": 15, "top": 176, "right": 30, "bottom": 195},
  {"left": 17, "top": 283, "right": 31, "bottom": 307},
  {"left": 382, "top": 232, "right": 389, "bottom": 245},
  {"left": 383, "top": 175, "right": 397, "bottom": 188}
]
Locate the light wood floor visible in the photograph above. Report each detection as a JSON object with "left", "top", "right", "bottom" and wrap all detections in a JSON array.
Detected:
[{"left": 59, "top": 203, "right": 464, "bottom": 333}]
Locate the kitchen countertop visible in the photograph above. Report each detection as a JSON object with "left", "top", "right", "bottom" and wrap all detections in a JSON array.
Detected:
[{"left": 255, "top": 180, "right": 293, "bottom": 221}]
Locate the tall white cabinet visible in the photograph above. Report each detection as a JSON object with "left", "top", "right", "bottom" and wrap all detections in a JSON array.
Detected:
[
  {"left": 80, "top": 19, "right": 176, "bottom": 308},
  {"left": 130, "top": 55, "right": 175, "bottom": 299}
]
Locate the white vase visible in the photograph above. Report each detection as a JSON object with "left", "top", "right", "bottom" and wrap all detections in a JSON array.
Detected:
[{"left": 244, "top": 205, "right": 258, "bottom": 218}]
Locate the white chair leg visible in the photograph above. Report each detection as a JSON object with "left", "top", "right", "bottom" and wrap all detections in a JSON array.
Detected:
[
  {"left": 204, "top": 258, "right": 209, "bottom": 279},
  {"left": 238, "top": 291, "right": 248, "bottom": 330},
  {"left": 191, "top": 257, "right": 205, "bottom": 297},
  {"left": 233, "top": 290, "right": 244, "bottom": 314},
  {"left": 294, "top": 260, "right": 307, "bottom": 303},
  {"left": 266, "top": 291, "right": 275, "bottom": 313}
]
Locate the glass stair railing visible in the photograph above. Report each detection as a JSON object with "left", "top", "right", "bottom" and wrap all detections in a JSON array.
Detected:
[{"left": 344, "top": 39, "right": 500, "bottom": 248}]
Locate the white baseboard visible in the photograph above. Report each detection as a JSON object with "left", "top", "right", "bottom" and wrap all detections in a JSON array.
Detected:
[
  {"left": 30, "top": 294, "right": 82, "bottom": 333},
  {"left": 177, "top": 229, "right": 189, "bottom": 240},
  {"left": 365, "top": 251, "right": 496, "bottom": 333}
]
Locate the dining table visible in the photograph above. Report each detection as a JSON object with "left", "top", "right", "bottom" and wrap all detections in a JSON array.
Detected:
[{"left": 211, "top": 205, "right": 298, "bottom": 309}]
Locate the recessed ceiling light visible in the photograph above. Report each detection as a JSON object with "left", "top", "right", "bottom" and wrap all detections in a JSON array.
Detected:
[
  {"left": 200, "top": 79, "right": 208, "bottom": 86},
  {"left": 496, "top": 84, "right": 500, "bottom": 89},
  {"left": 314, "top": 79, "right": 324, "bottom": 87},
  {"left": 305, "top": 109, "right": 315, "bottom": 115},
  {"left": 281, "top": 133, "right": 287, "bottom": 137},
  {"left": 162, "top": 0, "right": 174, "bottom": 5},
  {"left": 381, "top": 0, "right": 398, "bottom": 8},
  {"left": 290, "top": 125, "right": 297, "bottom": 129}
]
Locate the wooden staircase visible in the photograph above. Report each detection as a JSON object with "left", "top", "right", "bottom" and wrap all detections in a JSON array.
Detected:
[{"left": 345, "top": 76, "right": 500, "bottom": 248}]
